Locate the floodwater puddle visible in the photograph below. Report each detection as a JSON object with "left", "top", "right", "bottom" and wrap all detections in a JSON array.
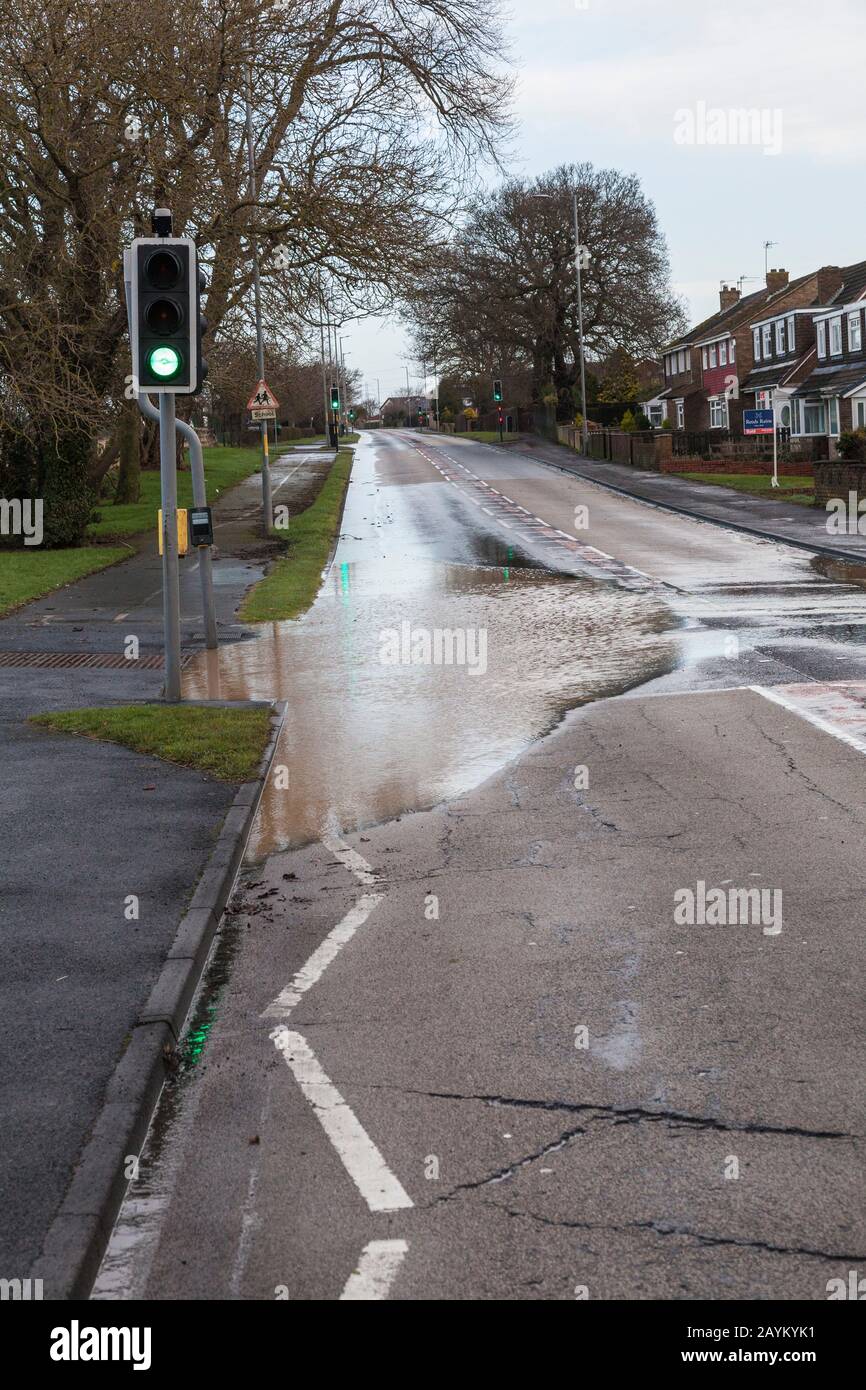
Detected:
[{"left": 183, "top": 441, "right": 677, "bottom": 857}]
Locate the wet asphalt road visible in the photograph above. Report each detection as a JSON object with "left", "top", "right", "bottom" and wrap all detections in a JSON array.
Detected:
[{"left": 94, "top": 430, "right": 866, "bottom": 1301}]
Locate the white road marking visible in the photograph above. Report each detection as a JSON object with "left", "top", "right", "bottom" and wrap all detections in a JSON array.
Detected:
[
  {"left": 262, "top": 892, "right": 383, "bottom": 1020},
  {"left": 749, "top": 684, "right": 866, "bottom": 754},
  {"left": 339, "top": 1239, "right": 409, "bottom": 1301},
  {"left": 270, "top": 1028, "right": 413, "bottom": 1212},
  {"left": 321, "top": 829, "right": 378, "bottom": 886}
]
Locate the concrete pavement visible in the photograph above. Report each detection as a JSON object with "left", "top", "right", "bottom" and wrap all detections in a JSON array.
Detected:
[
  {"left": 96, "top": 683, "right": 866, "bottom": 1300},
  {"left": 498, "top": 434, "right": 866, "bottom": 565}
]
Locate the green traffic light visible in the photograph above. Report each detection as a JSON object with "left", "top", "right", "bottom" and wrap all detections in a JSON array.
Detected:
[{"left": 148, "top": 345, "right": 181, "bottom": 378}]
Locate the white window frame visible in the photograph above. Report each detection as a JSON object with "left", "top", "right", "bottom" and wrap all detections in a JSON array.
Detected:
[
  {"left": 817, "top": 321, "right": 826, "bottom": 358},
  {"left": 709, "top": 343, "right": 717, "bottom": 367},
  {"left": 828, "top": 397, "right": 840, "bottom": 435},
  {"left": 730, "top": 338, "right": 736, "bottom": 362},
  {"left": 753, "top": 327, "right": 761, "bottom": 360},
  {"left": 679, "top": 349, "right": 687, "bottom": 373},
  {"left": 755, "top": 390, "right": 772, "bottom": 410},
  {"left": 786, "top": 315, "right": 795, "bottom": 351},
  {"left": 709, "top": 395, "right": 728, "bottom": 429},
  {"left": 762, "top": 324, "right": 772, "bottom": 356},
  {"left": 848, "top": 310, "right": 862, "bottom": 353},
  {"left": 855, "top": 399, "right": 866, "bottom": 430},
  {"left": 675, "top": 399, "right": 684, "bottom": 430},
  {"left": 719, "top": 341, "right": 727, "bottom": 366},
  {"left": 829, "top": 317, "right": 843, "bottom": 356},
  {"left": 775, "top": 320, "right": 785, "bottom": 354},
  {"left": 702, "top": 347, "right": 708, "bottom": 369}
]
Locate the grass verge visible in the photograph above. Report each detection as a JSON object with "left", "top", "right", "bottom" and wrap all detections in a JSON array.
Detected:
[
  {"left": 0, "top": 545, "right": 129, "bottom": 618},
  {"left": 449, "top": 430, "right": 523, "bottom": 444},
  {"left": 675, "top": 471, "right": 815, "bottom": 506},
  {"left": 30, "top": 704, "right": 272, "bottom": 783},
  {"left": 88, "top": 444, "right": 279, "bottom": 542},
  {"left": 239, "top": 447, "right": 353, "bottom": 622}
]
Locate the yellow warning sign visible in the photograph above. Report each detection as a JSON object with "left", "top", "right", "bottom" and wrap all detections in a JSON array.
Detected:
[{"left": 158, "top": 508, "right": 189, "bottom": 556}]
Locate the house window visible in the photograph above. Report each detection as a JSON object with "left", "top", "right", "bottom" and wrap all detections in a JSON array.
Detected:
[
  {"left": 676, "top": 399, "right": 684, "bottom": 429},
  {"left": 787, "top": 315, "right": 795, "bottom": 350},
  {"left": 762, "top": 324, "right": 772, "bottom": 356},
  {"left": 829, "top": 398, "right": 840, "bottom": 434},
  {"left": 830, "top": 317, "right": 843, "bottom": 356},
  {"left": 756, "top": 390, "right": 772, "bottom": 410},
  {"left": 817, "top": 321, "right": 826, "bottom": 358},
  {"left": 680, "top": 349, "right": 688, "bottom": 372},
  {"left": 849, "top": 311, "right": 862, "bottom": 353},
  {"left": 702, "top": 347, "right": 708, "bottom": 369},
  {"left": 753, "top": 327, "right": 761, "bottom": 360},
  {"left": 856, "top": 400, "right": 866, "bottom": 429},
  {"left": 719, "top": 341, "right": 728, "bottom": 365},
  {"left": 709, "top": 343, "right": 717, "bottom": 367},
  {"left": 648, "top": 404, "right": 664, "bottom": 427},
  {"left": 775, "top": 321, "right": 785, "bottom": 353},
  {"left": 730, "top": 339, "right": 736, "bottom": 362},
  {"left": 803, "top": 399, "right": 826, "bottom": 434},
  {"left": 709, "top": 396, "right": 728, "bottom": 428}
]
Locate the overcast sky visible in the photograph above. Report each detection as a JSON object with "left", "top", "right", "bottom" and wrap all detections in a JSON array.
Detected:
[{"left": 349, "top": 0, "right": 866, "bottom": 401}]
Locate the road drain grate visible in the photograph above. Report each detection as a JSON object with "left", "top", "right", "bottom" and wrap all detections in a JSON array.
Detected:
[{"left": 0, "top": 650, "right": 194, "bottom": 671}]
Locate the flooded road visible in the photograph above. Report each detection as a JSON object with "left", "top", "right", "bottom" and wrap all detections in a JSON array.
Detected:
[{"left": 184, "top": 433, "right": 675, "bottom": 855}]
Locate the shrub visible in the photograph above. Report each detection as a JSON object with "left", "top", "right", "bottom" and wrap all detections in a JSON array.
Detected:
[
  {"left": 837, "top": 429, "right": 866, "bottom": 462},
  {"left": 620, "top": 409, "right": 637, "bottom": 432}
]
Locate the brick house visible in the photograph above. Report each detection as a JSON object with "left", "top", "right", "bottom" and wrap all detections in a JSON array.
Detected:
[{"left": 658, "top": 267, "right": 845, "bottom": 433}]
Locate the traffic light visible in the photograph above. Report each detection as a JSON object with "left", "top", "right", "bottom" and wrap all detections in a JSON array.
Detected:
[
  {"left": 348, "top": 409, "right": 355, "bottom": 421},
  {"left": 493, "top": 378, "right": 503, "bottom": 402},
  {"left": 130, "top": 237, "right": 198, "bottom": 393},
  {"left": 330, "top": 382, "right": 340, "bottom": 411}
]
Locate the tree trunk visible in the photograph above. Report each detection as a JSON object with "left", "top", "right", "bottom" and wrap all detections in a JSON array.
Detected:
[{"left": 115, "top": 398, "right": 141, "bottom": 504}]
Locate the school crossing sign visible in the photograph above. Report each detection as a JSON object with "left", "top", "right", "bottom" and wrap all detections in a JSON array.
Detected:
[{"left": 246, "top": 380, "right": 279, "bottom": 421}]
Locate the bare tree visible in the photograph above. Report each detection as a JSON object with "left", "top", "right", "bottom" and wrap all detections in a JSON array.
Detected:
[
  {"left": 0, "top": 0, "right": 513, "bottom": 543},
  {"left": 407, "top": 163, "right": 686, "bottom": 416}
]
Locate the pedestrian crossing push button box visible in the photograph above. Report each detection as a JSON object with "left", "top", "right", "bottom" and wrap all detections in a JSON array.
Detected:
[{"left": 189, "top": 506, "right": 214, "bottom": 547}]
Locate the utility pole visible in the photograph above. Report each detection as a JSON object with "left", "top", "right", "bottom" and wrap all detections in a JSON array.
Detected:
[
  {"left": 573, "top": 192, "right": 589, "bottom": 456},
  {"left": 244, "top": 62, "right": 272, "bottom": 532}
]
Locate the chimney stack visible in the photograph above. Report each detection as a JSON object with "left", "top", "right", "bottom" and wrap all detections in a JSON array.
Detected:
[
  {"left": 719, "top": 284, "right": 741, "bottom": 311},
  {"left": 766, "top": 267, "right": 789, "bottom": 293},
  {"left": 815, "top": 265, "right": 843, "bottom": 303}
]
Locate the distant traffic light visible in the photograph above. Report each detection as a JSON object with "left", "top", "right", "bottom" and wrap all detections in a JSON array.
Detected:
[
  {"left": 330, "top": 382, "right": 340, "bottom": 411},
  {"left": 348, "top": 408, "right": 355, "bottom": 421},
  {"left": 493, "top": 378, "right": 503, "bottom": 402},
  {"left": 131, "top": 237, "right": 198, "bottom": 392}
]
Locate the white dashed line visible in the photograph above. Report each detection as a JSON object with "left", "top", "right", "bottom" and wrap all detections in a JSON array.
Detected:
[
  {"left": 339, "top": 1239, "right": 409, "bottom": 1300},
  {"left": 270, "top": 1028, "right": 413, "bottom": 1212},
  {"left": 262, "top": 892, "right": 383, "bottom": 1021}
]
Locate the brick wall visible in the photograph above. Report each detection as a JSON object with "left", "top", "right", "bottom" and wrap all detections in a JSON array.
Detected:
[
  {"left": 661, "top": 458, "right": 813, "bottom": 476},
  {"left": 813, "top": 460, "right": 866, "bottom": 507}
]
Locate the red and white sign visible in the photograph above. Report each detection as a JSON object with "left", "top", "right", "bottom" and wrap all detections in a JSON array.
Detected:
[{"left": 246, "top": 379, "right": 280, "bottom": 411}]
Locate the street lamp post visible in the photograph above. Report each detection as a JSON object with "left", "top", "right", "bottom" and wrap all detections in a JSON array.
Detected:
[
  {"left": 572, "top": 192, "right": 590, "bottom": 456},
  {"left": 243, "top": 62, "right": 272, "bottom": 533}
]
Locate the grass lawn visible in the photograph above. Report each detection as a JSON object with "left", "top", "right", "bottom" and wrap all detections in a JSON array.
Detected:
[
  {"left": 30, "top": 703, "right": 272, "bottom": 783},
  {"left": 449, "top": 430, "right": 523, "bottom": 444},
  {"left": 0, "top": 545, "right": 129, "bottom": 618},
  {"left": 87, "top": 444, "right": 279, "bottom": 542},
  {"left": 239, "top": 448, "right": 353, "bottom": 622},
  {"left": 676, "top": 472, "right": 816, "bottom": 506}
]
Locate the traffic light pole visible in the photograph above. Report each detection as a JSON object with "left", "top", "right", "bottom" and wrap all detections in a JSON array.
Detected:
[
  {"left": 158, "top": 392, "right": 182, "bottom": 701},
  {"left": 137, "top": 391, "right": 218, "bottom": 651}
]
